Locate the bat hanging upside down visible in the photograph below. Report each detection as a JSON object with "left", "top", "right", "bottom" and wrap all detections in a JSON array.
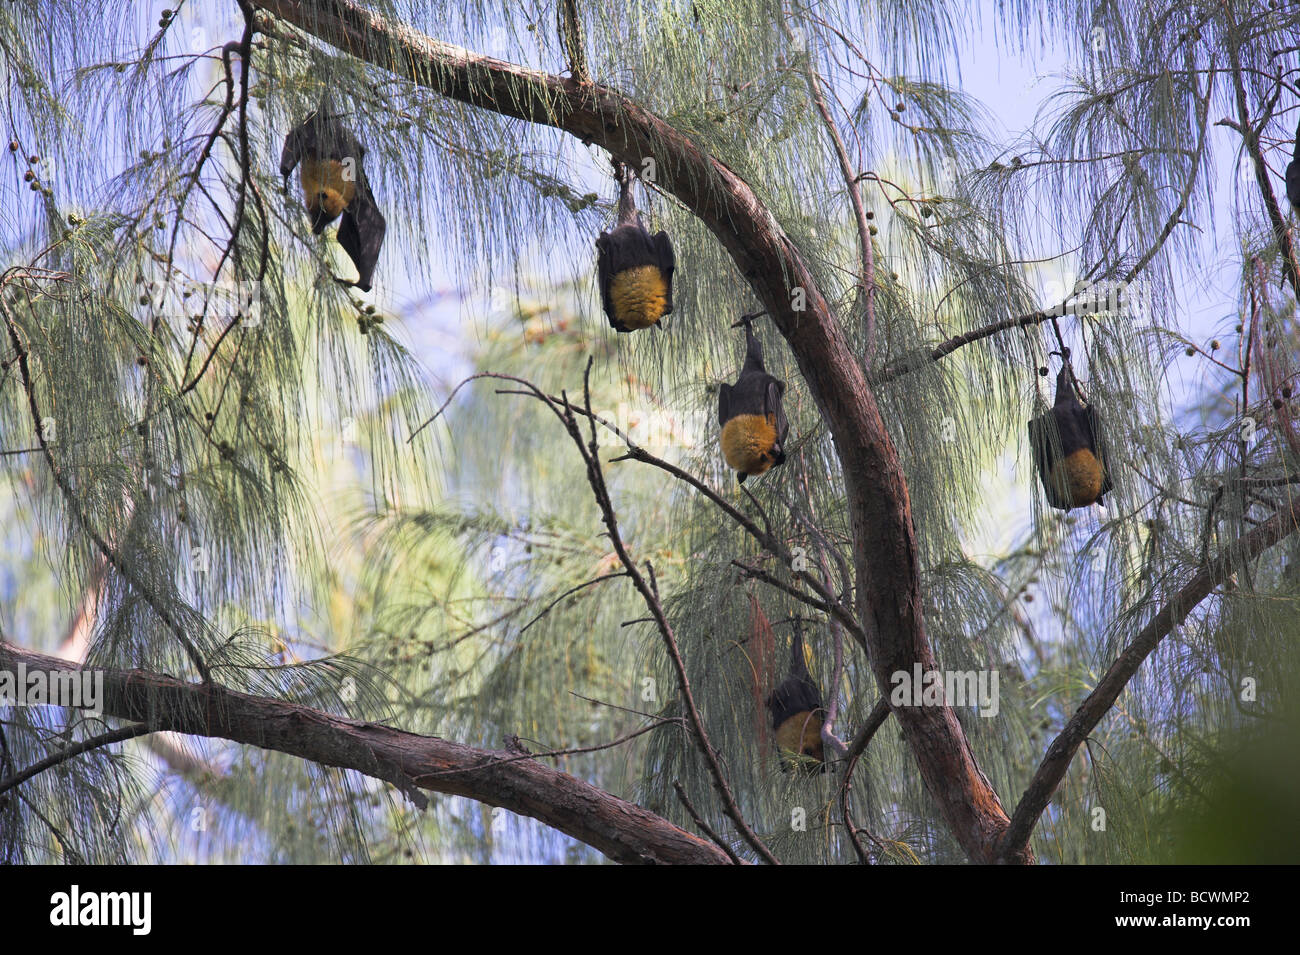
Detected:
[
  {"left": 280, "top": 101, "right": 387, "bottom": 292},
  {"left": 595, "top": 161, "right": 675, "bottom": 332},
  {"left": 1028, "top": 357, "right": 1114, "bottom": 510},
  {"left": 718, "top": 314, "right": 788, "bottom": 483},
  {"left": 765, "top": 625, "right": 826, "bottom": 774}
]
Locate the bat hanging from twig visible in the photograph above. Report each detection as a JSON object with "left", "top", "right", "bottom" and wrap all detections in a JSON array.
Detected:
[{"left": 280, "top": 99, "right": 387, "bottom": 292}]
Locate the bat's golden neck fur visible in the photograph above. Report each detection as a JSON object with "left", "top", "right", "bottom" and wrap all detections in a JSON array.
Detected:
[
  {"left": 721, "top": 413, "right": 779, "bottom": 476},
  {"left": 1055, "top": 447, "right": 1105, "bottom": 507},
  {"left": 301, "top": 157, "right": 356, "bottom": 229},
  {"left": 608, "top": 265, "right": 668, "bottom": 330},
  {"left": 774, "top": 710, "right": 824, "bottom": 770}
]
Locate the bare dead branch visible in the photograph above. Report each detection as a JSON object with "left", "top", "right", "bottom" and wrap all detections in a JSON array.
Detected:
[
  {"left": 517, "top": 571, "right": 629, "bottom": 636},
  {"left": 673, "top": 780, "right": 743, "bottom": 865}
]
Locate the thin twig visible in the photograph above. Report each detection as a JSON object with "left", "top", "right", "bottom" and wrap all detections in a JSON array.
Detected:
[
  {"left": 785, "top": 16, "right": 877, "bottom": 359},
  {"left": 673, "top": 780, "right": 743, "bottom": 865},
  {"left": 838, "top": 696, "right": 891, "bottom": 864},
  {"left": 517, "top": 571, "right": 629, "bottom": 636},
  {"left": 410, "top": 718, "right": 678, "bottom": 780},
  {"left": 0, "top": 724, "right": 152, "bottom": 797}
]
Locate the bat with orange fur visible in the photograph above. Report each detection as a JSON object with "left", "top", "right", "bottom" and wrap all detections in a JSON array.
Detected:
[
  {"left": 596, "top": 161, "right": 675, "bottom": 332},
  {"left": 280, "top": 101, "right": 386, "bottom": 292},
  {"left": 718, "top": 314, "right": 788, "bottom": 483},
  {"left": 765, "top": 623, "right": 826, "bottom": 774},
  {"left": 1028, "top": 358, "right": 1114, "bottom": 510}
]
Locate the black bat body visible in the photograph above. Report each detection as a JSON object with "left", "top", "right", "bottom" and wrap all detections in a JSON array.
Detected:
[
  {"left": 1029, "top": 366, "right": 1113, "bottom": 510},
  {"left": 718, "top": 319, "right": 788, "bottom": 483},
  {"left": 1287, "top": 117, "right": 1300, "bottom": 210},
  {"left": 765, "top": 628, "right": 825, "bottom": 774},
  {"left": 595, "top": 166, "right": 674, "bottom": 332},
  {"left": 280, "top": 106, "right": 386, "bottom": 292}
]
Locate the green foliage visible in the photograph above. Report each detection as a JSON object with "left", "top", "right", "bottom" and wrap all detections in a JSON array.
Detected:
[{"left": 1, "top": 0, "right": 1298, "bottom": 864}]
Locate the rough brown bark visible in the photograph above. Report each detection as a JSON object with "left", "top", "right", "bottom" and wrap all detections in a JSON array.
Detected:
[
  {"left": 0, "top": 642, "right": 732, "bottom": 865},
  {"left": 255, "top": 0, "right": 1023, "bottom": 863}
]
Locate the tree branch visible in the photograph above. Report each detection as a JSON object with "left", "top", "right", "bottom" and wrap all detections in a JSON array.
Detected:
[
  {"left": 1222, "top": 14, "right": 1300, "bottom": 297},
  {"left": 553, "top": 364, "right": 779, "bottom": 864},
  {"left": 673, "top": 779, "right": 743, "bottom": 865},
  {"left": 0, "top": 641, "right": 731, "bottom": 864},
  {"left": 476, "top": 381, "right": 864, "bottom": 643},
  {"left": 873, "top": 72, "right": 1212, "bottom": 388},
  {"left": 1, "top": 278, "right": 213, "bottom": 683},
  {"left": 996, "top": 502, "right": 1300, "bottom": 861},
  {"left": 0, "top": 724, "right": 153, "bottom": 797},
  {"left": 838, "top": 696, "right": 891, "bottom": 864}
]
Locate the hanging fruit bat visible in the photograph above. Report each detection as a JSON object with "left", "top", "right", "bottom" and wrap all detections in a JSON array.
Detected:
[
  {"left": 595, "top": 161, "right": 675, "bottom": 332},
  {"left": 1028, "top": 359, "right": 1114, "bottom": 510},
  {"left": 765, "top": 624, "right": 826, "bottom": 774},
  {"left": 718, "top": 314, "right": 788, "bottom": 483},
  {"left": 1287, "top": 117, "right": 1300, "bottom": 209},
  {"left": 280, "top": 101, "right": 386, "bottom": 292}
]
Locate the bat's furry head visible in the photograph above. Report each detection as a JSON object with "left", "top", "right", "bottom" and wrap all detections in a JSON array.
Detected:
[{"left": 301, "top": 158, "right": 357, "bottom": 233}]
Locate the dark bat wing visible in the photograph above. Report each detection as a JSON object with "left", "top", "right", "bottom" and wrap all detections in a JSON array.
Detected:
[
  {"left": 1030, "top": 399, "right": 1106, "bottom": 509},
  {"left": 717, "top": 382, "right": 732, "bottom": 426},
  {"left": 280, "top": 119, "right": 313, "bottom": 179},
  {"left": 1053, "top": 401, "right": 1094, "bottom": 459},
  {"left": 766, "top": 674, "right": 823, "bottom": 730},
  {"left": 312, "top": 114, "right": 363, "bottom": 163},
  {"left": 336, "top": 178, "right": 386, "bottom": 292},
  {"left": 1028, "top": 413, "right": 1048, "bottom": 474},
  {"left": 652, "top": 230, "right": 675, "bottom": 315},
  {"left": 766, "top": 377, "right": 788, "bottom": 460},
  {"left": 595, "top": 230, "right": 625, "bottom": 331},
  {"left": 609, "top": 224, "right": 654, "bottom": 273},
  {"left": 281, "top": 113, "right": 364, "bottom": 175},
  {"left": 1028, "top": 411, "right": 1071, "bottom": 510},
  {"left": 1288, "top": 120, "right": 1300, "bottom": 208},
  {"left": 1087, "top": 404, "right": 1114, "bottom": 502},
  {"left": 725, "top": 371, "right": 771, "bottom": 418}
]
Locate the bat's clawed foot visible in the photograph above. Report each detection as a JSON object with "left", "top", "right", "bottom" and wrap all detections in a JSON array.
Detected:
[{"left": 333, "top": 275, "right": 371, "bottom": 293}]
